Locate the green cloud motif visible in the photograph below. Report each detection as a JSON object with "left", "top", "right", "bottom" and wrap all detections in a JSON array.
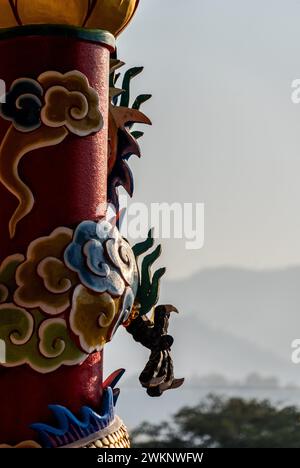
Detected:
[{"left": 0, "top": 304, "right": 87, "bottom": 373}]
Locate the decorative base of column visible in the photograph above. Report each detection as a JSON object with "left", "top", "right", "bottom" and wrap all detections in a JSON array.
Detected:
[
  {"left": 0, "top": 417, "right": 130, "bottom": 449},
  {"left": 82, "top": 417, "right": 130, "bottom": 449}
]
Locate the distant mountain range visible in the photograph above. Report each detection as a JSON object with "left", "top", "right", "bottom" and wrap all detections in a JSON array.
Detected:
[
  {"left": 123, "top": 371, "right": 299, "bottom": 390},
  {"left": 105, "top": 267, "right": 300, "bottom": 387}
]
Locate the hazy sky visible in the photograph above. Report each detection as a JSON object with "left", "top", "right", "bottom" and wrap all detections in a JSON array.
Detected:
[{"left": 116, "top": 0, "right": 300, "bottom": 279}]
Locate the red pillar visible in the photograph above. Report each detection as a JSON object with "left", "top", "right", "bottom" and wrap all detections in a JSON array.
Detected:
[{"left": 0, "top": 26, "right": 115, "bottom": 445}]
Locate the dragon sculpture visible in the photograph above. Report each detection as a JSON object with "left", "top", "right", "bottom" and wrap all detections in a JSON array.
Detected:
[{"left": 0, "top": 0, "right": 183, "bottom": 448}]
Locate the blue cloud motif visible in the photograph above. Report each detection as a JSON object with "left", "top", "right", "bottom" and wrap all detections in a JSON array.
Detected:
[
  {"left": 64, "top": 220, "right": 134, "bottom": 297},
  {"left": 0, "top": 78, "right": 43, "bottom": 132}
]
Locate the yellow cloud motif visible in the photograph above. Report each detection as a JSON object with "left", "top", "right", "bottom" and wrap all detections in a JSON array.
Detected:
[
  {"left": 70, "top": 285, "right": 120, "bottom": 354},
  {"left": 14, "top": 227, "right": 78, "bottom": 315},
  {"left": 0, "top": 440, "right": 42, "bottom": 448},
  {"left": 39, "top": 71, "right": 103, "bottom": 137},
  {"left": 0, "top": 0, "right": 139, "bottom": 37},
  {"left": 0, "top": 253, "right": 24, "bottom": 303}
]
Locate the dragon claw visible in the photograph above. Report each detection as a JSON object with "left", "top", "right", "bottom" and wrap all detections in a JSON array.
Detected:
[
  {"left": 163, "top": 304, "right": 179, "bottom": 314},
  {"left": 126, "top": 311, "right": 183, "bottom": 397}
]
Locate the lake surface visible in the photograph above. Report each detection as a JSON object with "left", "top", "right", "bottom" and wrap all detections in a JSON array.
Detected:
[{"left": 117, "top": 386, "right": 300, "bottom": 429}]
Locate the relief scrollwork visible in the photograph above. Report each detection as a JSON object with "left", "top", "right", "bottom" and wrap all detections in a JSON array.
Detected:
[
  {"left": 0, "top": 220, "right": 140, "bottom": 373},
  {"left": 0, "top": 70, "right": 104, "bottom": 238}
]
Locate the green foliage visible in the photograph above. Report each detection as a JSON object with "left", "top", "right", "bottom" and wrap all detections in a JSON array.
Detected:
[
  {"left": 131, "top": 394, "right": 300, "bottom": 448},
  {"left": 133, "top": 229, "right": 166, "bottom": 316}
]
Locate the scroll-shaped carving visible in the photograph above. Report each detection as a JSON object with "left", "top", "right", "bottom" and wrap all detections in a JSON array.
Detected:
[
  {"left": 0, "top": 71, "right": 103, "bottom": 238},
  {"left": 14, "top": 227, "right": 77, "bottom": 315}
]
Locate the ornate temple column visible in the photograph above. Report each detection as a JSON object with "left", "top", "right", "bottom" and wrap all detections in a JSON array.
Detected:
[
  {"left": 0, "top": 1, "right": 183, "bottom": 449},
  {"left": 0, "top": 25, "right": 115, "bottom": 446}
]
